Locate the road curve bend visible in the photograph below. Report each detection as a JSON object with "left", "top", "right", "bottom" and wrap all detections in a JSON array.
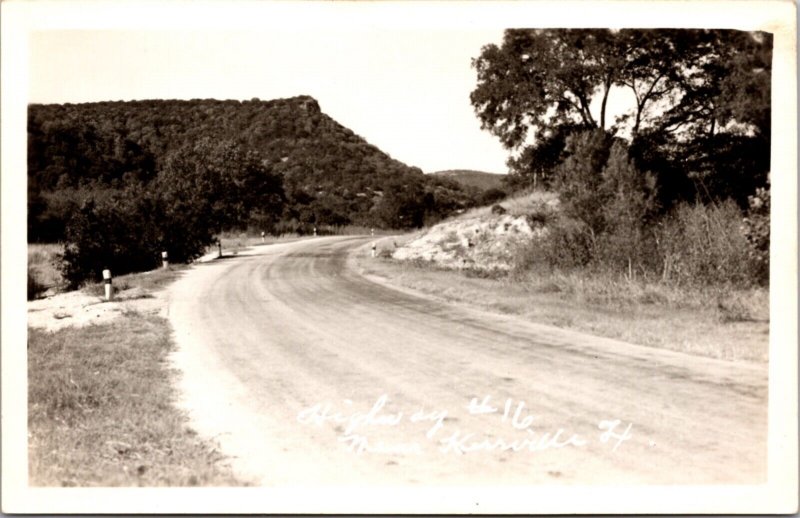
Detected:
[{"left": 167, "top": 236, "right": 767, "bottom": 486}]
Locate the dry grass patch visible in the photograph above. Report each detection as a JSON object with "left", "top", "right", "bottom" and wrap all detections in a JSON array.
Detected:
[
  {"left": 81, "top": 264, "right": 189, "bottom": 298},
  {"left": 454, "top": 190, "right": 558, "bottom": 221},
  {"left": 28, "top": 313, "right": 246, "bottom": 486},
  {"left": 28, "top": 243, "right": 66, "bottom": 299},
  {"left": 355, "top": 249, "right": 768, "bottom": 363}
]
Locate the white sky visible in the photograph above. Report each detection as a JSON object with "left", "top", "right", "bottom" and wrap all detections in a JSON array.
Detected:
[{"left": 29, "top": 29, "right": 513, "bottom": 174}]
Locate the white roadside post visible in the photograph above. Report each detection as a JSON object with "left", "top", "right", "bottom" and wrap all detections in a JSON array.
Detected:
[
  {"left": 217, "top": 239, "right": 223, "bottom": 258},
  {"left": 371, "top": 228, "right": 374, "bottom": 237},
  {"left": 371, "top": 242, "right": 377, "bottom": 258},
  {"left": 102, "top": 269, "right": 113, "bottom": 301},
  {"left": 161, "top": 251, "right": 169, "bottom": 269},
  {"left": 261, "top": 231, "right": 266, "bottom": 243},
  {"left": 313, "top": 227, "right": 317, "bottom": 237}
]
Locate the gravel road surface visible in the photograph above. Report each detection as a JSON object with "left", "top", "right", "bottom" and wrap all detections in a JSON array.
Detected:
[{"left": 167, "top": 236, "right": 767, "bottom": 486}]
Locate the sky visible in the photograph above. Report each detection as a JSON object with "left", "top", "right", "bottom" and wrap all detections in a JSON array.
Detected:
[{"left": 29, "top": 29, "right": 512, "bottom": 174}]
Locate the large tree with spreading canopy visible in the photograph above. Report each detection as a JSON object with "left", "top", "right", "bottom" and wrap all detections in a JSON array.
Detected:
[{"left": 470, "top": 29, "right": 771, "bottom": 205}]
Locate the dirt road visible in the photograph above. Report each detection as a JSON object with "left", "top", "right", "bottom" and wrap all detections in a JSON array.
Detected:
[{"left": 167, "top": 236, "right": 767, "bottom": 486}]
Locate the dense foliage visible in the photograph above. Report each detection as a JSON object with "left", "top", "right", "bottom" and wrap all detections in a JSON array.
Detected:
[
  {"left": 58, "top": 141, "right": 285, "bottom": 286},
  {"left": 29, "top": 95, "right": 476, "bottom": 241},
  {"left": 472, "top": 29, "right": 771, "bottom": 211},
  {"left": 472, "top": 29, "right": 771, "bottom": 286},
  {"left": 29, "top": 96, "right": 478, "bottom": 284}
]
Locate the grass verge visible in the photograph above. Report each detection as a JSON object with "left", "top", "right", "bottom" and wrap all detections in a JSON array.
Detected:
[
  {"left": 28, "top": 253, "right": 246, "bottom": 486},
  {"left": 80, "top": 264, "right": 189, "bottom": 298},
  {"left": 28, "top": 312, "right": 245, "bottom": 486},
  {"left": 355, "top": 245, "right": 768, "bottom": 363}
]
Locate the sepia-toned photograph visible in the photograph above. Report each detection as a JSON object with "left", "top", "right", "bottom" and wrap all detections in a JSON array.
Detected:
[{"left": 2, "top": 0, "right": 797, "bottom": 514}]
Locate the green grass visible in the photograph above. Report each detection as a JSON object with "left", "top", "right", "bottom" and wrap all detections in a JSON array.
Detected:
[
  {"left": 355, "top": 247, "right": 769, "bottom": 363},
  {"left": 28, "top": 313, "right": 245, "bottom": 486}
]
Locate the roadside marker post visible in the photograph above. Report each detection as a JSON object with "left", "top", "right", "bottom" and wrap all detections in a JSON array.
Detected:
[
  {"left": 161, "top": 251, "right": 169, "bottom": 269},
  {"left": 372, "top": 243, "right": 377, "bottom": 258},
  {"left": 217, "top": 239, "right": 223, "bottom": 258},
  {"left": 261, "top": 231, "right": 266, "bottom": 243},
  {"left": 102, "top": 269, "right": 113, "bottom": 301},
  {"left": 313, "top": 227, "right": 317, "bottom": 237},
  {"left": 371, "top": 228, "right": 374, "bottom": 237}
]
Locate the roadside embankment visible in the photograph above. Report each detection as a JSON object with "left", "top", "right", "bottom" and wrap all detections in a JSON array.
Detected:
[
  {"left": 354, "top": 208, "right": 768, "bottom": 364},
  {"left": 27, "top": 264, "right": 247, "bottom": 486}
]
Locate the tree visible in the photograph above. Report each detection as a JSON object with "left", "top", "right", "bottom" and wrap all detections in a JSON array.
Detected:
[
  {"left": 29, "top": 97, "right": 478, "bottom": 239},
  {"left": 473, "top": 29, "right": 772, "bottom": 206},
  {"left": 61, "top": 185, "right": 163, "bottom": 287},
  {"left": 470, "top": 30, "right": 618, "bottom": 151},
  {"left": 156, "top": 139, "right": 284, "bottom": 261},
  {"left": 552, "top": 130, "right": 614, "bottom": 239},
  {"left": 597, "top": 142, "right": 659, "bottom": 274},
  {"left": 375, "top": 177, "right": 427, "bottom": 229},
  {"left": 505, "top": 123, "right": 582, "bottom": 189}
]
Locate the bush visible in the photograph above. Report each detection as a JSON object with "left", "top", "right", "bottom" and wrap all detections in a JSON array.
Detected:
[
  {"left": 656, "top": 200, "right": 760, "bottom": 287},
  {"left": 481, "top": 188, "right": 507, "bottom": 206},
  {"left": 28, "top": 267, "right": 47, "bottom": 300},
  {"left": 552, "top": 130, "right": 613, "bottom": 236},
  {"left": 741, "top": 183, "right": 770, "bottom": 284},
  {"left": 61, "top": 188, "right": 163, "bottom": 288},
  {"left": 60, "top": 141, "right": 286, "bottom": 287},
  {"left": 512, "top": 216, "right": 593, "bottom": 272},
  {"left": 525, "top": 204, "right": 557, "bottom": 228}
]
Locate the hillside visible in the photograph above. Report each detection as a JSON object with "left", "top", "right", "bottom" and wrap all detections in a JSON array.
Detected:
[
  {"left": 28, "top": 96, "right": 477, "bottom": 241},
  {"left": 430, "top": 169, "right": 505, "bottom": 191},
  {"left": 392, "top": 191, "right": 558, "bottom": 272}
]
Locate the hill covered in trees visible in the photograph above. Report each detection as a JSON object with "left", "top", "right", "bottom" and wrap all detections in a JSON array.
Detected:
[
  {"left": 28, "top": 96, "right": 478, "bottom": 285},
  {"left": 29, "top": 96, "right": 476, "bottom": 242}
]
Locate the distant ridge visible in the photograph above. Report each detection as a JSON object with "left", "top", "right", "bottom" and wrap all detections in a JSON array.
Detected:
[
  {"left": 28, "top": 95, "right": 478, "bottom": 237},
  {"left": 430, "top": 169, "right": 505, "bottom": 191}
]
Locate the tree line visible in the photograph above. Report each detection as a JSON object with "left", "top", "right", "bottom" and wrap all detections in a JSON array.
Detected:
[{"left": 28, "top": 96, "right": 479, "bottom": 286}]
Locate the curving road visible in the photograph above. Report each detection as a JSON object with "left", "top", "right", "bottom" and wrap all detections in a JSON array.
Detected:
[{"left": 167, "top": 236, "right": 767, "bottom": 486}]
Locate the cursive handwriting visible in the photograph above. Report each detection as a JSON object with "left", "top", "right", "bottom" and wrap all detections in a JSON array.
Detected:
[
  {"left": 296, "top": 394, "right": 634, "bottom": 456},
  {"left": 598, "top": 419, "right": 634, "bottom": 451},
  {"left": 439, "top": 427, "right": 587, "bottom": 455},
  {"left": 339, "top": 433, "right": 422, "bottom": 455},
  {"left": 297, "top": 394, "right": 403, "bottom": 435}
]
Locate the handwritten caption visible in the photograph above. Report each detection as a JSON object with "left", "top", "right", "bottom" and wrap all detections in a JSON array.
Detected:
[{"left": 297, "top": 394, "right": 633, "bottom": 456}]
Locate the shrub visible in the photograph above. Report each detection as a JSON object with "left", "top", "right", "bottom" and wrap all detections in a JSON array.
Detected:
[
  {"left": 481, "top": 188, "right": 507, "bottom": 206},
  {"left": 656, "top": 200, "right": 760, "bottom": 287},
  {"left": 28, "top": 267, "right": 47, "bottom": 300},
  {"left": 594, "top": 142, "right": 660, "bottom": 277},
  {"left": 741, "top": 183, "right": 770, "bottom": 284},
  {"left": 552, "top": 130, "right": 613, "bottom": 236},
  {"left": 61, "top": 188, "right": 163, "bottom": 288},
  {"left": 60, "top": 141, "right": 286, "bottom": 287},
  {"left": 512, "top": 216, "right": 593, "bottom": 272},
  {"left": 525, "top": 204, "right": 557, "bottom": 228}
]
